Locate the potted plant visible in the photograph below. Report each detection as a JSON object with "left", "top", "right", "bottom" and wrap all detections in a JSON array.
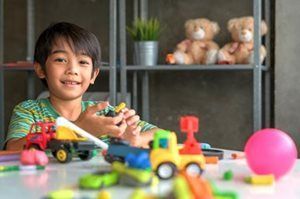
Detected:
[{"left": 127, "top": 18, "right": 161, "bottom": 66}]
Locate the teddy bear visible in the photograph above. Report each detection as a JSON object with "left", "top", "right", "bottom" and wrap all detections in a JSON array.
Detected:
[
  {"left": 167, "top": 18, "right": 220, "bottom": 65},
  {"left": 218, "top": 16, "right": 268, "bottom": 64}
]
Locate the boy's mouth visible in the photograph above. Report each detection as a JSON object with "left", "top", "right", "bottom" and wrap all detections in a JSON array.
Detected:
[{"left": 61, "top": 80, "right": 80, "bottom": 85}]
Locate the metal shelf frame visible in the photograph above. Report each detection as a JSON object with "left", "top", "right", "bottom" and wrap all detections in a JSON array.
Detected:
[{"left": 119, "top": 0, "right": 272, "bottom": 132}]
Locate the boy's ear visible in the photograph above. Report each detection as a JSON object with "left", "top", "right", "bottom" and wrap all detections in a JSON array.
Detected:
[
  {"left": 34, "top": 62, "right": 46, "bottom": 79},
  {"left": 90, "top": 68, "right": 100, "bottom": 85}
]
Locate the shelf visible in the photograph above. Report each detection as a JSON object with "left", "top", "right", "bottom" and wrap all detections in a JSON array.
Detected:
[{"left": 125, "top": 64, "right": 268, "bottom": 71}]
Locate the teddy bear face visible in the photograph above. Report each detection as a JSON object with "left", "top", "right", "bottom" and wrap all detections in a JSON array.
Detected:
[
  {"left": 185, "top": 18, "right": 220, "bottom": 41},
  {"left": 228, "top": 16, "right": 267, "bottom": 43}
]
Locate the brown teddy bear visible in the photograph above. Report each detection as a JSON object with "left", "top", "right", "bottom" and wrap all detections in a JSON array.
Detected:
[
  {"left": 218, "top": 16, "right": 268, "bottom": 64},
  {"left": 168, "top": 18, "right": 220, "bottom": 65}
]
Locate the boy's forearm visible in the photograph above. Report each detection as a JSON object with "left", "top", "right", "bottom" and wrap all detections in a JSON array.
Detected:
[{"left": 6, "top": 137, "right": 27, "bottom": 151}]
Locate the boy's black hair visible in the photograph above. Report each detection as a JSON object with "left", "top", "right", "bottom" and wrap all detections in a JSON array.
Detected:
[{"left": 34, "top": 22, "right": 101, "bottom": 86}]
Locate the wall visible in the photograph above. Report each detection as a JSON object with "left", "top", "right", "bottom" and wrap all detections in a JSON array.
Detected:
[
  {"left": 3, "top": 0, "right": 266, "bottom": 150},
  {"left": 275, "top": 1, "right": 300, "bottom": 151}
]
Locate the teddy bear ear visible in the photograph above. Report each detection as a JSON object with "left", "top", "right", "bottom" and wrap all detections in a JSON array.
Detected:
[
  {"left": 211, "top": 21, "right": 220, "bottom": 35},
  {"left": 184, "top": 19, "right": 194, "bottom": 29},
  {"left": 260, "top": 20, "right": 268, "bottom": 35},
  {"left": 228, "top": 18, "right": 238, "bottom": 32}
]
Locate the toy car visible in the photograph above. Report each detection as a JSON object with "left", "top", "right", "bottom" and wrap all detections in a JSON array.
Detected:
[{"left": 79, "top": 170, "right": 119, "bottom": 189}]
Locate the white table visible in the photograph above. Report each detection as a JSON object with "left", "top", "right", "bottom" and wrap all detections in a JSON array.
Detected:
[{"left": 0, "top": 150, "right": 299, "bottom": 199}]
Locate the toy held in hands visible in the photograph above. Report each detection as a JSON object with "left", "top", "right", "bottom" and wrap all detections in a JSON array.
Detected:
[
  {"left": 244, "top": 128, "right": 297, "bottom": 179},
  {"left": 218, "top": 16, "right": 268, "bottom": 64},
  {"left": 167, "top": 18, "right": 220, "bottom": 65}
]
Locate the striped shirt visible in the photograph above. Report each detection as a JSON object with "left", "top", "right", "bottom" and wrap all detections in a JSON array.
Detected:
[{"left": 6, "top": 98, "right": 156, "bottom": 144}]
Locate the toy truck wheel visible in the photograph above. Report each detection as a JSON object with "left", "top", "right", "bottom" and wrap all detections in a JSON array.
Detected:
[
  {"left": 156, "top": 162, "right": 177, "bottom": 180},
  {"left": 185, "top": 163, "right": 203, "bottom": 176},
  {"left": 78, "top": 150, "right": 93, "bottom": 161},
  {"left": 28, "top": 144, "right": 41, "bottom": 150},
  {"left": 55, "top": 148, "right": 72, "bottom": 163}
]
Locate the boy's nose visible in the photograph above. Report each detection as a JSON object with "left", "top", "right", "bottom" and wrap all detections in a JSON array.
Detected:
[{"left": 66, "top": 62, "right": 79, "bottom": 75}]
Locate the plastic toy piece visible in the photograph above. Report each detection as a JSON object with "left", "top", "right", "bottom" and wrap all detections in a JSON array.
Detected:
[
  {"left": 112, "top": 161, "right": 153, "bottom": 186},
  {"left": 231, "top": 153, "right": 245, "bottom": 159},
  {"left": 79, "top": 171, "right": 119, "bottom": 190},
  {"left": 244, "top": 174, "right": 275, "bottom": 185},
  {"left": 46, "top": 189, "right": 74, "bottom": 199},
  {"left": 202, "top": 149, "right": 224, "bottom": 160},
  {"left": 179, "top": 116, "right": 202, "bottom": 154},
  {"left": 0, "top": 150, "right": 21, "bottom": 162},
  {"left": 105, "top": 102, "right": 126, "bottom": 117},
  {"left": 210, "top": 182, "right": 238, "bottom": 199},
  {"left": 20, "top": 149, "right": 49, "bottom": 166},
  {"left": 125, "top": 152, "right": 151, "bottom": 170},
  {"left": 97, "top": 190, "right": 111, "bottom": 199},
  {"left": 223, "top": 170, "right": 234, "bottom": 181},
  {"left": 182, "top": 171, "right": 214, "bottom": 199},
  {"left": 205, "top": 156, "right": 219, "bottom": 164},
  {"left": 200, "top": 143, "right": 211, "bottom": 150},
  {"left": 173, "top": 175, "right": 193, "bottom": 199},
  {"left": 0, "top": 165, "right": 45, "bottom": 172}
]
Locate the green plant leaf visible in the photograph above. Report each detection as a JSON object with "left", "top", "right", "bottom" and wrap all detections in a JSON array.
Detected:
[{"left": 126, "top": 18, "right": 161, "bottom": 41}]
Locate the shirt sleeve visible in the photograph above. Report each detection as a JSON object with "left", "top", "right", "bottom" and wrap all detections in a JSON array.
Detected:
[{"left": 5, "top": 102, "right": 35, "bottom": 143}]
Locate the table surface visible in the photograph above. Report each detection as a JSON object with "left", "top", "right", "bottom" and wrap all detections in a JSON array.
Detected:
[{"left": 0, "top": 149, "right": 299, "bottom": 199}]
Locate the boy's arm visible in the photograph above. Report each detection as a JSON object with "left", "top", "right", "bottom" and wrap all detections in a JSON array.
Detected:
[{"left": 5, "top": 137, "right": 27, "bottom": 151}]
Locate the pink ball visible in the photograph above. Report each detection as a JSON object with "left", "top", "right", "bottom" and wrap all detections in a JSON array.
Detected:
[{"left": 244, "top": 128, "right": 298, "bottom": 179}]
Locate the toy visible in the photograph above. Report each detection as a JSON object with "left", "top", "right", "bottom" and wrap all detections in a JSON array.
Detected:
[
  {"left": 244, "top": 128, "right": 297, "bottom": 179},
  {"left": 0, "top": 165, "right": 45, "bottom": 172},
  {"left": 168, "top": 18, "right": 220, "bottom": 65},
  {"left": 20, "top": 149, "right": 49, "bottom": 166},
  {"left": 150, "top": 129, "right": 205, "bottom": 180},
  {"left": 103, "top": 116, "right": 206, "bottom": 180},
  {"left": 218, "top": 16, "right": 268, "bottom": 64},
  {"left": 0, "top": 150, "right": 21, "bottom": 162},
  {"left": 97, "top": 190, "right": 111, "bottom": 199},
  {"left": 79, "top": 170, "right": 119, "bottom": 189},
  {"left": 244, "top": 174, "right": 274, "bottom": 185},
  {"left": 223, "top": 170, "right": 234, "bottom": 181},
  {"left": 179, "top": 116, "right": 202, "bottom": 154},
  {"left": 25, "top": 117, "right": 107, "bottom": 163},
  {"left": 113, "top": 161, "right": 153, "bottom": 187}
]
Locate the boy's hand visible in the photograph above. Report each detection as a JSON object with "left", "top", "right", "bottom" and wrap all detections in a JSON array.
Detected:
[
  {"left": 75, "top": 101, "right": 127, "bottom": 137},
  {"left": 120, "top": 108, "right": 142, "bottom": 146}
]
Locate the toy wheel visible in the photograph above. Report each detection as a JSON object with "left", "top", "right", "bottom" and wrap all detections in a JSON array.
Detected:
[
  {"left": 185, "top": 163, "right": 203, "bottom": 176},
  {"left": 156, "top": 162, "right": 177, "bottom": 180},
  {"left": 78, "top": 150, "right": 93, "bottom": 161},
  {"left": 29, "top": 144, "right": 41, "bottom": 150},
  {"left": 55, "top": 148, "right": 72, "bottom": 163}
]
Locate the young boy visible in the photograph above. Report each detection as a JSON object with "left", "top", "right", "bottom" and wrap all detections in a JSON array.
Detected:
[{"left": 5, "top": 22, "right": 158, "bottom": 150}]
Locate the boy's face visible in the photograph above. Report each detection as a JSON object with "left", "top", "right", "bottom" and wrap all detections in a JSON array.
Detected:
[{"left": 35, "top": 38, "right": 99, "bottom": 101}]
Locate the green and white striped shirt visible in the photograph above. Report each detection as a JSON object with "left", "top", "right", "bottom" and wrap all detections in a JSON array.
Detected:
[{"left": 6, "top": 98, "right": 156, "bottom": 144}]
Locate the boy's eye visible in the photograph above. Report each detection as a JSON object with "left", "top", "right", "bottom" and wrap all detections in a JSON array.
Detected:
[
  {"left": 54, "top": 58, "right": 67, "bottom": 63},
  {"left": 79, "top": 60, "right": 91, "bottom": 66}
]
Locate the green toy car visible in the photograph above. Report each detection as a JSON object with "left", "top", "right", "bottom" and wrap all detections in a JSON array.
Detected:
[{"left": 79, "top": 170, "right": 119, "bottom": 189}]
